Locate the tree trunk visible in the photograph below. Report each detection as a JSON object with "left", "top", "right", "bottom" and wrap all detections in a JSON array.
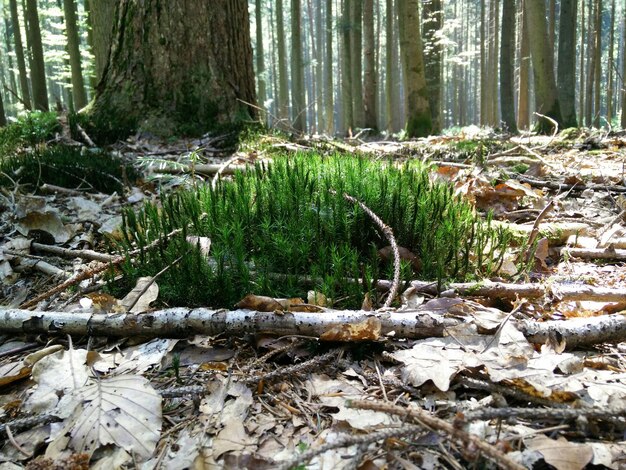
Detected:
[
  {"left": 89, "top": 0, "right": 115, "bottom": 85},
  {"left": 83, "top": 0, "right": 97, "bottom": 89},
  {"left": 89, "top": 0, "right": 256, "bottom": 140},
  {"left": 276, "top": 0, "right": 290, "bottom": 123},
  {"left": 341, "top": 0, "right": 354, "bottom": 133},
  {"left": 579, "top": 0, "right": 586, "bottom": 124},
  {"left": 9, "top": 0, "right": 31, "bottom": 110},
  {"left": 525, "top": 0, "right": 562, "bottom": 133},
  {"left": 480, "top": 0, "right": 486, "bottom": 125},
  {"left": 63, "top": 0, "right": 87, "bottom": 110},
  {"left": 363, "top": 0, "right": 377, "bottom": 131},
  {"left": 350, "top": 0, "right": 364, "bottom": 128},
  {"left": 557, "top": 0, "right": 578, "bottom": 128},
  {"left": 621, "top": 3, "right": 626, "bottom": 129},
  {"left": 517, "top": 0, "right": 530, "bottom": 130},
  {"left": 385, "top": 0, "right": 395, "bottom": 132},
  {"left": 255, "top": 0, "right": 267, "bottom": 122},
  {"left": 607, "top": 0, "right": 615, "bottom": 123},
  {"left": 314, "top": 0, "right": 325, "bottom": 132},
  {"left": 592, "top": 0, "right": 602, "bottom": 128},
  {"left": 397, "top": 0, "right": 431, "bottom": 137},
  {"left": 324, "top": 0, "right": 334, "bottom": 134},
  {"left": 291, "top": 0, "right": 307, "bottom": 132},
  {"left": 585, "top": 0, "right": 595, "bottom": 125},
  {"left": 500, "top": 0, "right": 517, "bottom": 132},
  {"left": 423, "top": 0, "right": 443, "bottom": 134},
  {"left": 24, "top": 0, "right": 48, "bottom": 111}
]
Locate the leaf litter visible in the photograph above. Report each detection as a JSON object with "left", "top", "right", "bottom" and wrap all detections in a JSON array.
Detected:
[{"left": 0, "top": 129, "right": 625, "bottom": 469}]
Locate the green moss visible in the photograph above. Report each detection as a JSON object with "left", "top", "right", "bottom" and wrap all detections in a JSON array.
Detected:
[
  {"left": 406, "top": 112, "right": 432, "bottom": 138},
  {"left": 0, "top": 145, "right": 139, "bottom": 194},
  {"left": 115, "top": 153, "right": 511, "bottom": 309},
  {"left": 0, "top": 111, "right": 61, "bottom": 155}
]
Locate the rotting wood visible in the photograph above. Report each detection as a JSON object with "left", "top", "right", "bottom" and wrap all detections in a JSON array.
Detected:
[{"left": 1, "top": 308, "right": 624, "bottom": 348}]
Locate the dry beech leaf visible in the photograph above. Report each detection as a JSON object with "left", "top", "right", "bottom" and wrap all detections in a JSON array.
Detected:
[
  {"left": 320, "top": 317, "right": 382, "bottom": 341},
  {"left": 525, "top": 436, "right": 593, "bottom": 470},
  {"left": 235, "top": 294, "right": 283, "bottom": 312},
  {"left": 47, "top": 375, "right": 161, "bottom": 460},
  {"left": 121, "top": 277, "right": 159, "bottom": 313}
]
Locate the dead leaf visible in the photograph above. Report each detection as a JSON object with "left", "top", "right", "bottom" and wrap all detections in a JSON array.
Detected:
[
  {"left": 525, "top": 436, "right": 593, "bottom": 470},
  {"left": 121, "top": 277, "right": 159, "bottom": 313},
  {"left": 235, "top": 294, "right": 284, "bottom": 312}
]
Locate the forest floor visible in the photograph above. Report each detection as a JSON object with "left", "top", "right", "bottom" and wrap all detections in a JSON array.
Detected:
[{"left": 0, "top": 123, "right": 625, "bottom": 469}]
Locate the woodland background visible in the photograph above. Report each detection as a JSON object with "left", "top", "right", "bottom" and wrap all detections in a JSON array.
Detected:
[{"left": 0, "top": 0, "right": 624, "bottom": 136}]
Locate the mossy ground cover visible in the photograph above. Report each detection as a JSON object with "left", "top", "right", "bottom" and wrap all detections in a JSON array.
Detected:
[{"left": 116, "top": 153, "right": 511, "bottom": 309}]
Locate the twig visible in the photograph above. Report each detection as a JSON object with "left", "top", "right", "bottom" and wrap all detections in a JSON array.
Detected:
[
  {"left": 20, "top": 228, "right": 182, "bottom": 309},
  {"left": 331, "top": 190, "right": 401, "bottom": 309},
  {"left": 523, "top": 200, "right": 555, "bottom": 265},
  {"left": 348, "top": 400, "right": 525, "bottom": 470},
  {"left": 533, "top": 112, "right": 559, "bottom": 144},
  {"left": 4, "top": 424, "right": 32, "bottom": 457}
]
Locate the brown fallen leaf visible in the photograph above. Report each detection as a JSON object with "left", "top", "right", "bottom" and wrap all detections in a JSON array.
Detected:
[
  {"left": 378, "top": 245, "right": 422, "bottom": 272},
  {"left": 235, "top": 294, "right": 283, "bottom": 312}
]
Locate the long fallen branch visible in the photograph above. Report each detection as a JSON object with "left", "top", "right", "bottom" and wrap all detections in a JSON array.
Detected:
[{"left": 1, "top": 308, "right": 624, "bottom": 348}]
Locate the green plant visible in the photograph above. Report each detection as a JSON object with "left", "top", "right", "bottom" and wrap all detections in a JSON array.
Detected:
[
  {"left": 0, "top": 111, "right": 60, "bottom": 156},
  {"left": 114, "top": 153, "right": 510, "bottom": 309},
  {"left": 0, "top": 145, "right": 139, "bottom": 194}
]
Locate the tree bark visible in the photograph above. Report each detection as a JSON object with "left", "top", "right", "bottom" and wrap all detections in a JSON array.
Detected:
[
  {"left": 291, "top": 0, "right": 307, "bottom": 132},
  {"left": 24, "top": 0, "right": 48, "bottom": 111},
  {"left": 89, "top": 0, "right": 115, "bottom": 85},
  {"left": 276, "top": 0, "right": 290, "bottom": 123},
  {"left": 517, "top": 0, "right": 530, "bottom": 130},
  {"left": 592, "top": 0, "right": 602, "bottom": 128},
  {"left": 324, "top": 0, "right": 334, "bottom": 134},
  {"left": 8, "top": 0, "right": 30, "bottom": 110},
  {"left": 88, "top": 0, "right": 256, "bottom": 140},
  {"left": 525, "top": 0, "right": 562, "bottom": 133},
  {"left": 341, "top": 0, "right": 354, "bottom": 133},
  {"left": 500, "top": 0, "right": 517, "bottom": 133},
  {"left": 606, "top": 0, "right": 615, "bottom": 123},
  {"left": 255, "top": 0, "right": 267, "bottom": 122},
  {"left": 363, "top": 0, "right": 377, "bottom": 131},
  {"left": 621, "top": 4, "right": 626, "bottom": 129},
  {"left": 63, "top": 0, "right": 88, "bottom": 110},
  {"left": 423, "top": 0, "right": 443, "bottom": 134},
  {"left": 350, "top": 0, "right": 364, "bottom": 128},
  {"left": 557, "top": 0, "right": 578, "bottom": 128},
  {"left": 397, "top": 0, "right": 432, "bottom": 137}
]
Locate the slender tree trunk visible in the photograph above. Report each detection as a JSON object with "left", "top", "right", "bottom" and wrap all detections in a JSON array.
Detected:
[
  {"left": 291, "top": 0, "right": 307, "bottom": 132},
  {"left": 90, "top": 0, "right": 256, "bottom": 139},
  {"left": 423, "top": 0, "right": 443, "bottom": 134},
  {"left": 350, "top": 0, "right": 364, "bottom": 128},
  {"left": 363, "top": 0, "right": 377, "bottom": 131},
  {"left": 83, "top": 0, "right": 97, "bottom": 89},
  {"left": 397, "top": 0, "right": 432, "bottom": 136},
  {"left": 500, "top": 0, "right": 517, "bottom": 132},
  {"left": 90, "top": 0, "right": 116, "bottom": 85},
  {"left": 342, "top": 0, "right": 354, "bottom": 133},
  {"left": 3, "top": 14, "right": 19, "bottom": 101},
  {"left": 585, "top": 0, "right": 595, "bottom": 125},
  {"left": 25, "top": 0, "right": 48, "bottom": 111},
  {"left": 385, "top": 0, "right": 394, "bottom": 131},
  {"left": 607, "top": 0, "right": 615, "bottom": 122},
  {"left": 593, "top": 0, "right": 602, "bottom": 127},
  {"left": 9, "top": 0, "right": 31, "bottom": 110},
  {"left": 525, "top": 0, "right": 563, "bottom": 133},
  {"left": 621, "top": 2, "right": 626, "bottom": 128},
  {"left": 324, "top": 0, "right": 334, "bottom": 134},
  {"left": 268, "top": 1, "right": 279, "bottom": 122},
  {"left": 579, "top": 0, "right": 586, "bottom": 124},
  {"left": 557, "top": 0, "right": 578, "bottom": 127},
  {"left": 517, "top": 0, "right": 530, "bottom": 130},
  {"left": 276, "top": 0, "right": 290, "bottom": 123},
  {"left": 549, "top": 0, "right": 556, "bottom": 46},
  {"left": 255, "top": 0, "right": 267, "bottom": 122},
  {"left": 314, "top": 0, "right": 325, "bottom": 132},
  {"left": 63, "top": 0, "right": 87, "bottom": 110},
  {"left": 480, "top": 0, "right": 486, "bottom": 125}
]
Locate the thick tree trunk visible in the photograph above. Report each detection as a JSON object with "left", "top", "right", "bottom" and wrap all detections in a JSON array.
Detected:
[
  {"left": 9, "top": 0, "right": 30, "bottom": 110},
  {"left": 397, "top": 0, "right": 432, "bottom": 137},
  {"left": 557, "top": 0, "right": 578, "bottom": 128},
  {"left": 525, "top": 0, "right": 563, "bottom": 133},
  {"left": 500, "top": 0, "right": 517, "bottom": 133},
  {"left": 423, "top": 0, "right": 443, "bottom": 134},
  {"left": 63, "top": 0, "right": 87, "bottom": 110},
  {"left": 291, "top": 0, "right": 307, "bottom": 132},
  {"left": 363, "top": 0, "right": 377, "bottom": 131},
  {"left": 88, "top": 0, "right": 256, "bottom": 140},
  {"left": 24, "top": 0, "right": 48, "bottom": 111}
]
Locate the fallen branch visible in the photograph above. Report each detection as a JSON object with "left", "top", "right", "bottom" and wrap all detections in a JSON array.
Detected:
[
  {"left": 153, "top": 163, "right": 249, "bottom": 177},
  {"left": 558, "top": 246, "right": 626, "bottom": 261},
  {"left": 1, "top": 308, "right": 624, "bottom": 348}
]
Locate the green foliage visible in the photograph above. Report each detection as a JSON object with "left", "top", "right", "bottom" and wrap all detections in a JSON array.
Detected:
[
  {"left": 115, "top": 153, "right": 510, "bottom": 309},
  {"left": 0, "top": 112, "right": 60, "bottom": 155},
  {"left": 0, "top": 145, "right": 138, "bottom": 194}
]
